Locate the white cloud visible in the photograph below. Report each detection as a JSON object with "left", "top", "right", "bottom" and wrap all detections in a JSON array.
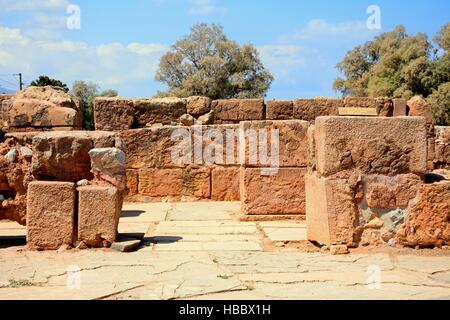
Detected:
[
  {"left": 292, "top": 19, "right": 376, "bottom": 41},
  {"left": 188, "top": 0, "right": 226, "bottom": 16},
  {"left": 0, "top": 0, "right": 69, "bottom": 12},
  {"left": 257, "top": 44, "right": 306, "bottom": 81},
  {"left": 0, "top": 27, "right": 168, "bottom": 93}
]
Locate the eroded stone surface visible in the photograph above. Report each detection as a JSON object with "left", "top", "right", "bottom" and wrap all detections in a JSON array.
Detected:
[
  {"left": 94, "top": 98, "right": 134, "bottom": 131},
  {"left": 293, "top": 98, "right": 341, "bottom": 123}
]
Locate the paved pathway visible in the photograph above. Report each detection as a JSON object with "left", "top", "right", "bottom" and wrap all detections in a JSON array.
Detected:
[{"left": 0, "top": 202, "right": 449, "bottom": 300}]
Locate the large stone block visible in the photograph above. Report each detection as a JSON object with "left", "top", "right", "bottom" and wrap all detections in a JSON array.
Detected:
[
  {"left": 363, "top": 174, "right": 421, "bottom": 209},
  {"left": 186, "top": 96, "right": 211, "bottom": 116},
  {"left": 5, "top": 87, "right": 81, "bottom": 129},
  {"left": 30, "top": 131, "right": 123, "bottom": 182},
  {"left": 393, "top": 99, "right": 407, "bottom": 117},
  {"left": 27, "top": 181, "right": 75, "bottom": 250},
  {"left": 133, "top": 98, "right": 186, "bottom": 126},
  {"left": 212, "top": 99, "right": 264, "bottom": 122},
  {"left": 240, "top": 168, "right": 306, "bottom": 215},
  {"left": 122, "top": 127, "right": 191, "bottom": 169},
  {"left": 396, "top": 181, "right": 450, "bottom": 247},
  {"left": 240, "top": 120, "right": 309, "bottom": 168},
  {"left": 266, "top": 100, "right": 293, "bottom": 120},
  {"left": 77, "top": 185, "right": 121, "bottom": 247},
  {"left": 138, "top": 166, "right": 211, "bottom": 199},
  {"left": 407, "top": 96, "right": 433, "bottom": 123},
  {"left": 293, "top": 98, "right": 341, "bottom": 123},
  {"left": 93, "top": 97, "right": 134, "bottom": 131},
  {"left": 211, "top": 166, "right": 240, "bottom": 201},
  {"left": 434, "top": 126, "right": 449, "bottom": 169},
  {"left": 192, "top": 124, "right": 241, "bottom": 166},
  {"left": 314, "top": 116, "right": 427, "bottom": 177},
  {"left": 305, "top": 173, "right": 359, "bottom": 246}
]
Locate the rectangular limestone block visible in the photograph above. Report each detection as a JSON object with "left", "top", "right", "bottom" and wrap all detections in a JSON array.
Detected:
[
  {"left": 132, "top": 98, "right": 187, "bottom": 126},
  {"left": 138, "top": 166, "right": 211, "bottom": 199},
  {"left": 211, "top": 166, "right": 240, "bottom": 201},
  {"left": 240, "top": 168, "right": 306, "bottom": 215},
  {"left": 121, "top": 126, "right": 192, "bottom": 169},
  {"left": 266, "top": 100, "right": 293, "bottom": 120},
  {"left": 240, "top": 120, "right": 309, "bottom": 168},
  {"left": 305, "top": 173, "right": 358, "bottom": 246},
  {"left": 314, "top": 116, "right": 427, "bottom": 176},
  {"left": 78, "top": 185, "right": 121, "bottom": 247},
  {"left": 338, "top": 107, "right": 377, "bottom": 116},
  {"left": 93, "top": 98, "right": 134, "bottom": 131},
  {"left": 212, "top": 99, "right": 264, "bottom": 122},
  {"left": 293, "top": 98, "right": 341, "bottom": 123},
  {"left": 27, "top": 181, "right": 75, "bottom": 250},
  {"left": 393, "top": 99, "right": 407, "bottom": 117},
  {"left": 192, "top": 124, "right": 241, "bottom": 166}
]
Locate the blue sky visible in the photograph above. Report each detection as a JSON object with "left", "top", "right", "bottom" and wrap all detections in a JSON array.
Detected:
[{"left": 0, "top": 0, "right": 449, "bottom": 98}]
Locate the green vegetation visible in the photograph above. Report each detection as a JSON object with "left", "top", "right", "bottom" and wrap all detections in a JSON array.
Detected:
[
  {"left": 334, "top": 23, "right": 450, "bottom": 125},
  {"left": 155, "top": 23, "right": 273, "bottom": 99}
]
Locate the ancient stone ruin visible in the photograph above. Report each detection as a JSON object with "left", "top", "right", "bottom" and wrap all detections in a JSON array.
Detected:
[{"left": 0, "top": 86, "right": 448, "bottom": 251}]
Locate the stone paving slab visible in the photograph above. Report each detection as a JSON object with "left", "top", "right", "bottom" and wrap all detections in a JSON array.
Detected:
[{"left": 0, "top": 202, "right": 450, "bottom": 300}]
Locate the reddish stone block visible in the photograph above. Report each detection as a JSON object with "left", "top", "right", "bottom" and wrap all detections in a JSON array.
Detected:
[
  {"left": 240, "top": 167, "right": 306, "bottom": 215},
  {"left": 27, "top": 181, "right": 75, "bottom": 250},
  {"left": 138, "top": 168, "right": 183, "bottom": 197},
  {"left": 94, "top": 98, "right": 134, "bottom": 131},
  {"left": 266, "top": 100, "right": 293, "bottom": 120},
  {"left": 240, "top": 120, "right": 309, "bottom": 168},
  {"left": 211, "top": 166, "right": 240, "bottom": 201},
  {"left": 314, "top": 116, "right": 428, "bottom": 177},
  {"left": 212, "top": 99, "right": 264, "bottom": 122},
  {"left": 293, "top": 98, "right": 341, "bottom": 122},
  {"left": 77, "top": 185, "right": 121, "bottom": 247}
]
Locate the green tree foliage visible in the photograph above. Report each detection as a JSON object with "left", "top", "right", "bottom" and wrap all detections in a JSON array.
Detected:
[
  {"left": 155, "top": 23, "right": 273, "bottom": 99},
  {"left": 30, "top": 75, "right": 69, "bottom": 92},
  {"left": 70, "top": 81, "right": 118, "bottom": 130},
  {"left": 334, "top": 23, "right": 450, "bottom": 125}
]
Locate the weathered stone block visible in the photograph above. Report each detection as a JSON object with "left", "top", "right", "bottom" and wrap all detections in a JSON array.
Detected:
[
  {"left": 293, "top": 98, "right": 341, "bottom": 123},
  {"left": 434, "top": 126, "right": 450, "bottom": 169},
  {"left": 396, "top": 181, "right": 450, "bottom": 247},
  {"left": 138, "top": 166, "right": 211, "bottom": 199},
  {"left": 93, "top": 98, "right": 134, "bottom": 131},
  {"left": 363, "top": 174, "right": 421, "bottom": 209},
  {"left": 122, "top": 127, "right": 191, "bottom": 169},
  {"left": 211, "top": 166, "right": 240, "bottom": 201},
  {"left": 240, "top": 168, "right": 306, "bottom": 215},
  {"left": 212, "top": 99, "right": 264, "bottom": 122},
  {"left": 266, "top": 100, "right": 293, "bottom": 120},
  {"left": 138, "top": 168, "right": 183, "bottom": 197},
  {"left": 126, "top": 169, "right": 139, "bottom": 196},
  {"left": 344, "top": 97, "right": 377, "bottom": 109},
  {"left": 407, "top": 96, "right": 433, "bottom": 123},
  {"left": 186, "top": 96, "right": 211, "bottom": 116},
  {"left": 30, "top": 131, "right": 123, "bottom": 182},
  {"left": 192, "top": 124, "right": 241, "bottom": 166},
  {"left": 314, "top": 116, "right": 427, "bottom": 177},
  {"left": 27, "top": 181, "right": 75, "bottom": 250},
  {"left": 240, "top": 120, "right": 309, "bottom": 168},
  {"left": 133, "top": 98, "right": 186, "bottom": 126},
  {"left": 77, "top": 185, "right": 121, "bottom": 247},
  {"left": 305, "top": 173, "right": 358, "bottom": 246},
  {"left": 393, "top": 99, "right": 407, "bottom": 117}
]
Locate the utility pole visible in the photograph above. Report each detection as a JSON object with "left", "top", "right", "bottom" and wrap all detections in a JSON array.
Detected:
[{"left": 13, "top": 73, "right": 24, "bottom": 90}]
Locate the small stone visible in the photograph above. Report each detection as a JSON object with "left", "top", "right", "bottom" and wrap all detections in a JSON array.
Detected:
[
  {"left": 275, "top": 242, "right": 284, "bottom": 247},
  {"left": 19, "top": 146, "right": 33, "bottom": 158},
  {"left": 179, "top": 114, "right": 195, "bottom": 126},
  {"left": 320, "top": 245, "right": 329, "bottom": 253},
  {"left": 5, "top": 149, "right": 17, "bottom": 162},
  {"left": 196, "top": 111, "right": 214, "bottom": 125},
  {"left": 77, "top": 179, "right": 89, "bottom": 187},
  {"left": 330, "top": 245, "right": 349, "bottom": 255},
  {"left": 76, "top": 241, "right": 88, "bottom": 250},
  {"left": 365, "top": 217, "right": 384, "bottom": 229},
  {"left": 111, "top": 236, "right": 141, "bottom": 252}
]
